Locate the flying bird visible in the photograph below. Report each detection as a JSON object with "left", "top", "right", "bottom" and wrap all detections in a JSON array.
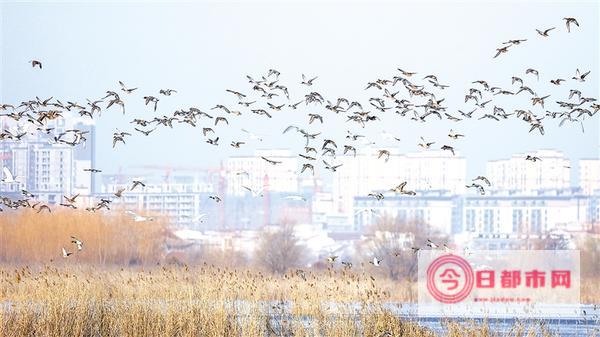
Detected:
[
  {"left": 134, "top": 128, "right": 156, "bottom": 136},
  {"left": 118, "top": 81, "right": 137, "bottom": 94},
  {"left": 215, "top": 117, "right": 229, "bottom": 126},
  {"left": 206, "top": 137, "right": 219, "bottom": 146},
  {"left": 112, "top": 131, "right": 131, "bottom": 148},
  {"left": 70, "top": 236, "right": 83, "bottom": 251},
  {"left": 1, "top": 167, "right": 17, "bottom": 183},
  {"left": 131, "top": 180, "right": 145, "bottom": 191},
  {"left": 125, "top": 210, "right": 154, "bottom": 222},
  {"left": 369, "top": 257, "right": 382, "bottom": 267},
  {"left": 261, "top": 156, "right": 282, "bottom": 165},
  {"left": 418, "top": 137, "right": 435, "bottom": 149},
  {"left": 390, "top": 181, "right": 416, "bottom": 195},
  {"left": 301, "top": 163, "right": 314, "bottom": 175},
  {"left": 441, "top": 145, "right": 455, "bottom": 156},
  {"left": 503, "top": 39, "right": 527, "bottom": 45},
  {"left": 473, "top": 176, "right": 491, "bottom": 186},
  {"left": 525, "top": 68, "right": 539, "bottom": 80},
  {"left": 526, "top": 155, "right": 542, "bottom": 162},
  {"left": 225, "top": 89, "right": 246, "bottom": 99},
  {"left": 63, "top": 194, "right": 79, "bottom": 204},
  {"left": 62, "top": 247, "right": 73, "bottom": 258},
  {"left": 368, "top": 192, "right": 385, "bottom": 201},
  {"left": 426, "top": 239, "right": 438, "bottom": 249},
  {"left": 493, "top": 45, "right": 511, "bottom": 58},
  {"left": 448, "top": 130, "right": 464, "bottom": 139},
  {"left": 323, "top": 160, "right": 342, "bottom": 172},
  {"left": 242, "top": 185, "right": 266, "bottom": 197},
  {"left": 143, "top": 96, "right": 159, "bottom": 111},
  {"left": 466, "top": 183, "right": 485, "bottom": 195},
  {"left": 563, "top": 17, "right": 579, "bottom": 32},
  {"left": 377, "top": 150, "right": 390, "bottom": 162},
  {"left": 301, "top": 74, "right": 318, "bottom": 86},
  {"left": 572, "top": 69, "right": 590, "bottom": 82},
  {"left": 30, "top": 60, "right": 42, "bottom": 69},
  {"left": 113, "top": 187, "right": 126, "bottom": 198},
  {"left": 159, "top": 89, "right": 177, "bottom": 96},
  {"left": 308, "top": 114, "right": 323, "bottom": 124},
  {"left": 37, "top": 204, "right": 51, "bottom": 213},
  {"left": 536, "top": 27, "right": 555, "bottom": 37}
]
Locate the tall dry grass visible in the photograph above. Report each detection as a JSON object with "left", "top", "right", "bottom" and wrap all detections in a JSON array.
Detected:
[
  {"left": 1, "top": 211, "right": 599, "bottom": 336},
  {"left": 0, "top": 265, "right": 573, "bottom": 337},
  {"left": 0, "top": 209, "right": 169, "bottom": 265}
]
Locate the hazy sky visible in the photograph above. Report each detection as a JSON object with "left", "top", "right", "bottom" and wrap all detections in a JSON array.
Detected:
[{"left": 1, "top": 0, "right": 598, "bottom": 181}]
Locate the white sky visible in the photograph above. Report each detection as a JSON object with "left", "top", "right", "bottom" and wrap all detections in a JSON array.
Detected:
[{"left": 1, "top": 0, "right": 598, "bottom": 181}]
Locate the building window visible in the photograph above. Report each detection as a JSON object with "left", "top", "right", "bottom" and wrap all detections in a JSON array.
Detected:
[
  {"left": 483, "top": 209, "right": 494, "bottom": 233},
  {"left": 466, "top": 209, "right": 475, "bottom": 232},
  {"left": 531, "top": 209, "right": 542, "bottom": 234},
  {"left": 512, "top": 209, "right": 523, "bottom": 233}
]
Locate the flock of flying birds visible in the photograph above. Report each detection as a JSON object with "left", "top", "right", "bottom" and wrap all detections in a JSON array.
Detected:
[
  {"left": 0, "top": 16, "right": 598, "bottom": 260},
  {"left": 493, "top": 17, "right": 581, "bottom": 58}
]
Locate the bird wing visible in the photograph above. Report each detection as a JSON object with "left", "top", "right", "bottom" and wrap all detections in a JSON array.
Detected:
[
  {"left": 353, "top": 209, "right": 367, "bottom": 215},
  {"left": 283, "top": 125, "right": 299, "bottom": 134},
  {"left": 3, "top": 167, "right": 13, "bottom": 180}
]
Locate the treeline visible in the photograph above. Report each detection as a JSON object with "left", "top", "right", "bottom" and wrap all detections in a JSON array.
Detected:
[{"left": 2, "top": 210, "right": 599, "bottom": 279}]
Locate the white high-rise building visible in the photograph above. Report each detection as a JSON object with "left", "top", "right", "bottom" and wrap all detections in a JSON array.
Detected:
[
  {"left": 462, "top": 191, "right": 590, "bottom": 234},
  {"left": 354, "top": 192, "right": 457, "bottom": 234},
  {"left": 332, "top": 148, "right": 466, "bottom": 214},
  {"left": 486, "top": 150, "right": 570, "bottom": 194},
  {"left": 0, "top": 116, "right": 95, "bottom": 202},
  {"left": 99, "top": 176, "right": 214, "bottom": 228},
  {"left": 580, "top": 159, "right": 600, "bottom": 195},
  {"left": 224, "top": 149, "right": 299, "bottom": 196},
  {"left": 9, "top": 142, "right": 74, "bottom": 203}
]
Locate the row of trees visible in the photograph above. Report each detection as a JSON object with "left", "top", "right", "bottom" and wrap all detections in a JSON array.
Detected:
[
  {"left": 195, "top": 216, "right": 600, "bottom": 279},
  {"left": 212, "top": 216, "right": 447, "bottom": 280},
  {"left": 3, "top": 209, "right": 598, "bottom": 278}
]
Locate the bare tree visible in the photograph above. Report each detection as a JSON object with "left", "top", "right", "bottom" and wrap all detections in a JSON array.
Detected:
[
  {"left": 533, "top": 231, "right": 573, "bottom": 250},
  {"left": 581, "top": 235, "right": 600, "bottom": 277},
  {"left": 358, "top": 214, "right": 447, "bottom": 280},
  {"left": 254, "top": 222, "right": 306, "bottom": 274}
]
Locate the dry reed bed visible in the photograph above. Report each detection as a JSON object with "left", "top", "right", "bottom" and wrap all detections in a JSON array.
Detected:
[
  {"left": 0, "top": 265, "right": 592, "bottom": 337},
  {"left": 1, "top": 211, "right": 598, "bottom": 336},
  {"left": 0, "top": 209, "right": 169, "bottom": 265}
]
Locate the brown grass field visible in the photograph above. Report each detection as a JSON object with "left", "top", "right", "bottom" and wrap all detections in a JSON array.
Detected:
[
  {"left": 4, "top": 265, "right": 596, "bottom": 337},
  {"left": 0, "top": 210, "right": 598, "bottom": 336}
]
